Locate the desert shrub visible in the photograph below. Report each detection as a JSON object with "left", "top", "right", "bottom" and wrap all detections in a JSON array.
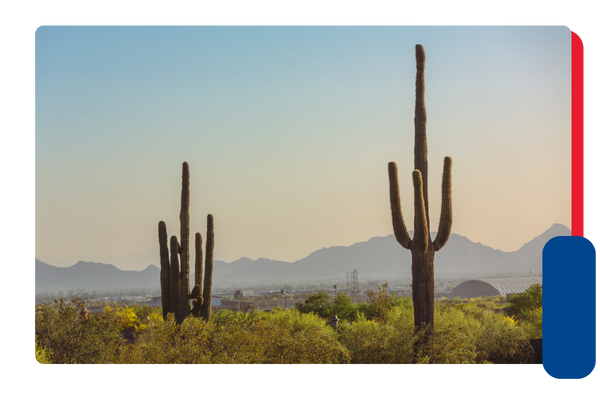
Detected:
[
  {"left": 295, "top": 291, "right": 332, "bottom": 317},
  {"left": 35, "top": 294, "right": 540, "bottom": 364},
  {"left": 331, "top": 291, "right": 359, "bottom": 321},
  {"left": 339, "top": 298, "right": 531, "bottom": 364},
  {"left": 118, "top": 313, "right": 217, "bottom": 364},
  {"left": 434, "top": 300, "right": 534, "bottom": 363},
  {"left": 337, "top": 316, "right": 397, "bottom": 363},
  {"left": 120, "top": 312, "right": 271, "bottom": 364},
  {"left": 473, "top": 313, "right": 534, "bottom": 363},
  {"left": 357, "top": 283, "right": 411, "bottom": 323},
  {"left": 295, "top": 291, "right": 358, "bottom": 322},
  {"left": 261, "top": 308, "right": 331, "bottom": 333},
  {"left": 415, "top": 309, "right": 478, "bottom": 364},
  {"left": 518, "top": 307, "right": 543, "bottom": 339},
  {"left": 262, "top": 314, "right": 350, "bottom": 363},
  {"left": 341, "top": 296, "right": 478, "bottom": 364},
  {"left": 439, "top": 299, "right": 487, "bottom": 322},
  {"left": 35, "top": 297, "right": 124, "bottom": 364},
  {"left": 337, "top": 312, "right": 418, "bottom": 364},
  {"left": 35, "top": 340, "right": 52, "bottom": 364},
  {"left": 116, "top": 313, "right": 182, "bottom": 363},
  {"left": 506, "top": 284, "right": 542, "bottom": 319},
  {"left": 103, "top": 305, "right": 138, "bottom": 331},
  {"left": 119, "top": 309, "right": 350, "bottom": 364}
]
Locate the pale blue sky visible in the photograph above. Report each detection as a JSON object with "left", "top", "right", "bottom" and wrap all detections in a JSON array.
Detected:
[{"left": 36, "top": 26, "right": 572, "bottom": 265}]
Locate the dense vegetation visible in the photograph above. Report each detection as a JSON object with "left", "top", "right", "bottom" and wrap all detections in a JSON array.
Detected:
[{"left": 35, "top": 285, "right": 542, "bottom": 364}]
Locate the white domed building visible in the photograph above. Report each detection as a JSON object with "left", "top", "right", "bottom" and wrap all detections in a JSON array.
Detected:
[{"left": 447, "top": 277, "right": 542, "bottom": 299}]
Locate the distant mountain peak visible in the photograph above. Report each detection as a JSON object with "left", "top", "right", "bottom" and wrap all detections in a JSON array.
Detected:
[{"left": 513, "top": 223, "right": 571, "bottom": 256}]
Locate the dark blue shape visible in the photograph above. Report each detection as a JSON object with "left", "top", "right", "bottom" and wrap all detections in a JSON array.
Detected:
[{"left": 543, "top": 236, "right": 595, "bottom": 378}]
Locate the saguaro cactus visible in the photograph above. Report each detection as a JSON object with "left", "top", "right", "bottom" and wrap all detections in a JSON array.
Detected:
[
  {"left": 388, "top": 45, "right": 453, "bottom": 340},
  {"left": 199, "top": 214, "right": 214, "bottom": 321},
  {"left": 158, "top": 162, "right": 214, "bottom": 323}
]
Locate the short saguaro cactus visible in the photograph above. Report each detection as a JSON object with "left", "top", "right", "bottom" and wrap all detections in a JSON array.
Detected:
[{"left": 158, "top": 162, "right": 214, "bottom": 324}]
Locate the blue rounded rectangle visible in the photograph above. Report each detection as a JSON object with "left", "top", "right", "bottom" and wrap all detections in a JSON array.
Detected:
[{"left": 543, "top": 236, "right": 595, "bottom": 378}]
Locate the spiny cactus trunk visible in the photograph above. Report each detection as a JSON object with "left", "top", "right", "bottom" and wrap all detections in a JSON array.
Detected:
[
  {"left": 178, "top": 162, "right": 191, "bottom": 323},
  {"left": 411, "top": 247, "right": 435, "bottom": 336},
  {"left": 169, "top": 236, "right": 182, "bottom": 323},
  {"left": 200, "top": 214, "right": 214, "bottom": 321},
  {"left": 158, "top": 221, "right": 171, "bottom": 320},
  {"left": 388, "top": 44, "right": 453, "bottom": 349},
  {"left": 194, "top": 232, "right": 203, "bottom": 289},
  {"left": 158, "top": 162, "right": 214, "bottom": 324},
  {"left": 191, "top": 232, "right": 204, "bottom": 317}
]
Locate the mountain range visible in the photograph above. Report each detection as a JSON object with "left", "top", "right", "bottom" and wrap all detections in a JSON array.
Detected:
[{"left": 35, "top": 223, "right": 570, "bottom": 292}]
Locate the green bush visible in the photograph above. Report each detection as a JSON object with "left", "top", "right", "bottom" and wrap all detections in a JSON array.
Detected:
[
  {"left": 118, "top": 309, "right": 350, "bottom": 364},
  {"left": 260, "top": 308, "right": 331, "bottom": 333},
  {"left": 338, "top": 298, "right": 533, "bottom": 364},
  {"left": 35, "top": 340, "right": 52, "bottom": 364},
  {"left": 261, "top": 314, "right": 350, "bottom": 364},
  {"left": 35, "top": 294, "right": 541, "bottom": 364},
  {"left": 473, "top": 313, "right": 534, "bottom": 363},
  {"left": 35, "top": 297, "right": 124, "bottom": 364},
  {"left": 294, "top": 291, "right": 358, "bottom": 322},
  {"left": 356, "top": 283, "right": 411, "bottom": 323},
  {"left": 416, "top": 308, "right": 479, "bottom": 364},
  {"left": 337, "top": 313, "right": 418, "bottom": 363},
  {"left": 331, "top": 291, "right": 359, "bottom": 321},
  {"left": 518, "top": 307, "right": 543, "bottom": 339},
  {"left": 340, "top": 303, "right": 478, "bottom": 364},
  {"left": 116, "top": 313, "right": 194, "bottom": 364},
  {"left": 506, "top": 284, "right": 542, "bottom": 319},
  {"left": 295, "top": 291, "right": 332, "bottom": 317}
]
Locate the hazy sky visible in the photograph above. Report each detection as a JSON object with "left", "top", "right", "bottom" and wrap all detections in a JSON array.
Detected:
[{"left": 36, "top": 26, "right": 572, "bottom": 266}]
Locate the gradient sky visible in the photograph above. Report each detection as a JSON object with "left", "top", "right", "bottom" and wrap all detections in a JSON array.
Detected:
[{"left": 36, "top": 26, "right": 572, "bottom": 267}]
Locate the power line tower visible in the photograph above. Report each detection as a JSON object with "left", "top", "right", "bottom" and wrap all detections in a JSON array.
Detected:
[
  {"left": 346, "top": 272, "right": 350, "bottom": 292},
  {"left": 348, "top": 269, "right": 359, "bottom": 300}
]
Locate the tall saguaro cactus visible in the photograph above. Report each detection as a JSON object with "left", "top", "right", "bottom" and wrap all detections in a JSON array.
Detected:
[
  {"left": 388, "top": 45, "right": 453, "bottom": 340},
  {"left": 158, "top": 162, "right": 214, "bottom": 324}
]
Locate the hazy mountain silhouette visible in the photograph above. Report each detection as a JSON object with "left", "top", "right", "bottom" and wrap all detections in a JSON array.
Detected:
[
  {"left": 228, "top": 224, "right": 570, "bottom": 284},
  {"left": 36, "top": 224, "right": 570, "bottom": 291},
  {"left": 35, "top": 260, "right": 160, "bottom": 290}
]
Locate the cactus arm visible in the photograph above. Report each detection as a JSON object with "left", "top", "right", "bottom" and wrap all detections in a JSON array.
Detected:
[
  {"left": 412, "top": 170, "right": 429, "bottom": 253},
  {"left": 191, "top": 297, "right": 203, "bottom": 316},
  {"left": 192, "top": 232, "right": 204, "bottom": 317},
  {"left": 189, "top": 284, "right": 201, "bottom": 299},
  {"left": 194, "top": 232, "right": 203, "bottom": 290},
  {"left": 388, "top": 162, "right": 412, "bottom": 249},
  {"left": 433, "top": 157, "right": 453, "bottom": 251},
  {"left": 200, "top": 214, "right": 214, "bottom": 321},
  {"left": 158, "top": 221, "right": 171, "bottom": 319},
  {"left": 169, "top": 236, "right": 181, "bottom": 323}
]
